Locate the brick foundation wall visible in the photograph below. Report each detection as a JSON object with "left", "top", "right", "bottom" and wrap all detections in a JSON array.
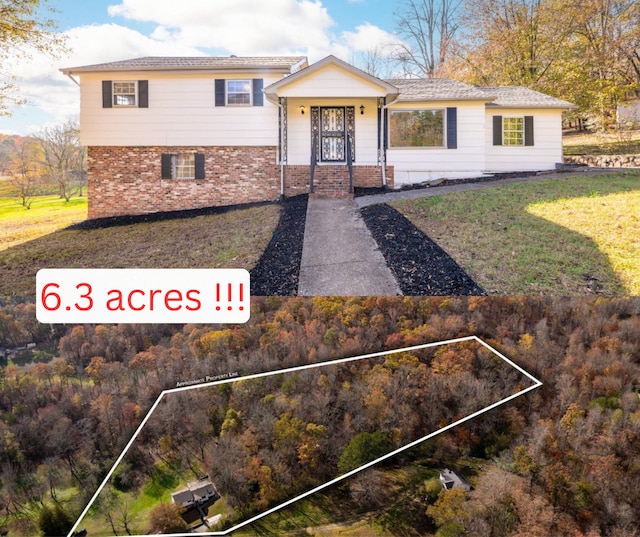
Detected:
[
  {"left": 87, "top": 146, "right": 280, "bottom": 219},
  {"left": 283, "top": 164, "right": 394, "bottom": 197},
  {"left": 87, "top": 146, "right": 395, "bottom": 218}
]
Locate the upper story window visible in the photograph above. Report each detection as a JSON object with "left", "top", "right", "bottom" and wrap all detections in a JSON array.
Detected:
[
  {"left": 226, "top": 80, "right": 252, "bottom": 105},
  {"left": 113, "top": 81, "right": 137, "bottom": 106},
  {"left": 503, "top": 117, "right": 524, "bottom": 146},
  {"left": 102, "top": 80, "right": 148, "bottom": 108},
  {"left": 389, "top": 109, "right": 445, "bottom": 147}
]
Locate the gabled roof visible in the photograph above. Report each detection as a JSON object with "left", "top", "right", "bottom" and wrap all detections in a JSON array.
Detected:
[
  {"left": 387, "top": 78, "right": 494, "bottom": 102},
  {"left": 479, "top": 86, "right": 575, "bottom": 109},
  {"left": 61, "top": 56, "right": 308, "bottom": 75},
  {"left": 264, "top": 55, "right": 399, "bottom": 101}
]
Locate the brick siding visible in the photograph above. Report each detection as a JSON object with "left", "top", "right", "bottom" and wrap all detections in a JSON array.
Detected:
[
  {"left": 87, "top": 146, "right": 394, "bottom": 218},
  {"left": 87, "top": 146, "right": 280, "bottom": 218},
  {"left": 283, "top": 165, "right": 394, "bottom": 197}
]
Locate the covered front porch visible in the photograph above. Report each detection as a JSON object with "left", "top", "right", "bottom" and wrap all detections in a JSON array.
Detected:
[{"left": 264, "top": 56, "right": 398, "bottom": 197}]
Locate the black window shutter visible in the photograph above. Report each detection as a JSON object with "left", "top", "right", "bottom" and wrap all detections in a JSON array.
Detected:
[
  {"left": 446, "top": 107, "right": 457, "bottom": 149},
  {"left": 138, "top": 80, "right": 149, "bottom": 108},
  {"left": 252, "top": 79, "right": 264, "bottom": 106},
  {"left": 493, "top": 115, "right": 503, "bottom": 146},
  {"left": 524, "top": 116, "right": 534, "bottom": 146},
  {"left": 102, "top": 81, "right": 113, "bottom": 108},
  {"left": 161, "top": 154, "right": 173, "bottom": 179},
  {"left": 195, "top": 153, "right": 205, "bottom": 179},
  {"left": 215, "top": 79, "right": 226, "bottom": 106}
]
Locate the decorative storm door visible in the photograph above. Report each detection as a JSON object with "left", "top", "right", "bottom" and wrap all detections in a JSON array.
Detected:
[
  {"left": 311, "top": 106, "right": 355, "bottom": 163},
  {"left": 320, "top": 107, "right": 346, "bottom": 162}
]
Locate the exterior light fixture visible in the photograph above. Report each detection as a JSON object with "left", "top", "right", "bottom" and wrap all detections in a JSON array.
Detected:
[
  {"left": 300, "top": 105, "right": 306, "bottom": 115},
  {"left": 360, "top": 105, "right": 365, "bottom": 115}
]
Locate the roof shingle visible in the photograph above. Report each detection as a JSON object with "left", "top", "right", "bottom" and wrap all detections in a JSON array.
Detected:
[
  {"left": 478, "top": 86, "right": 575, "bottom": 108},
  {"left": 62, "top": 56, "right": 307, "bottom": 74},
  {"left": 385, "top": 78, "right": 493, "bottom": 101}
]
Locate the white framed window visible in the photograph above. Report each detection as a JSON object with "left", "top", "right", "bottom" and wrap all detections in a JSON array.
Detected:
[
  {"left": 226, "top": 80, "right": 252, "bottom": 105},
  {"left": 389, "top": 109, "right": 445, "bottom": 147},
  {"left": 173, "top": 154, "right": 195, "bottom": 179},
  {"left": 113, "top": 81, "right": 137, "bottom": 107},
  {"left": 503, "top": 117, "right": 524, "bottom": 146},
  {"left": 162, "top": 153, "right": 204, "bottom": 180}
]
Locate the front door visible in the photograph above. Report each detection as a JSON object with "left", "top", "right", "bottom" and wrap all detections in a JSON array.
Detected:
[{"left": 320, "top": 107, "right": 346, "bottom": 162}]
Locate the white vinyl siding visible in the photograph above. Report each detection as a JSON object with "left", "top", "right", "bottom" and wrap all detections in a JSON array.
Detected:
[
  {"left": 285, "top": 97, "right": 380, "bottom": 166},
  {"left": 275, "top": 63, "right": 391, "bottom": 98},
  {"left": 486, "top": 109, "right": 563, "bottom": 171},
  {"left": 79, "top": 72, "right": 281, "bottom": 146}
]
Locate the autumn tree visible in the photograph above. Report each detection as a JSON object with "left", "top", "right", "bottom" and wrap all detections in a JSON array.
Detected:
[
  {"left": 563, "top": 0, "right": 640, "bottom": 128},
  {"left": 452, "top": 0, "right": 640, "bottom": 128},
  {"left": 8, "top": 136, "right": 42, "bottom": 208},
  {"left": 0, "top": 0, "right": 66, "bottom": 115},
  {"left": 148, "top": 502, "right": 187, "bottom": 534}
]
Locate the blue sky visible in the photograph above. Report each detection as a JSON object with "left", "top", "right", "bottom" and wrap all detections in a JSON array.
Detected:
[{"left": 0, "top": 0, "right": 401, "bottom": 135}]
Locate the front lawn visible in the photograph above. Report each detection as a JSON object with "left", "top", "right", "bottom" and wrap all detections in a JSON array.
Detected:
[
  {"left": 0, "top": 190, "right": 88, "bottom": 251},
  {"left": 391, "top": 172, "right": 640, "bottom": 295},
  {"left": 0, "top": 203, "right": 280, "bottom": 296}
]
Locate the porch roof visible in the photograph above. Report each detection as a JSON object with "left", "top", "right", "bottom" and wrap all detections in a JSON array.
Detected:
[{"left": 264, "top": 55, "right": 399, "bottom": 102}]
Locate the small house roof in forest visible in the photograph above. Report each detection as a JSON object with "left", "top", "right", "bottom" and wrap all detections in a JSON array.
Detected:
[
  {"left": 439, "top": 468, "right": 471, "bottom": 491},
  {"left": 171, "top": 476, "right": 219, "bottom": 507}
]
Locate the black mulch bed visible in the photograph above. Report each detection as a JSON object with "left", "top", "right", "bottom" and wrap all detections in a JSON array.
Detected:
[
  {"left": 360, "top": 203, "right": 486, "bottom": 296},
  {"left": 66, "top": 200, "right": 274, "bottom": 230},
  {"left": 250, "top": 194, "right": 308, "bottom": 296}
]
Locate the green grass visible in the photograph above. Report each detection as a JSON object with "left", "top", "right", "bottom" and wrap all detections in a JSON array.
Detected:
[
  {"left": 0, "top": 190, "right": 88, "bottom": 251},
  {"left": 77, "top": 462, "right": 189, "bottom": 536},
  {"left": 563, "top": 130, "right": 640, "bottom": 155},
  {"left": 392, "top": 172, "right": 640, "bottom": 295},
  {"left": 237, "top": 464, "right": 438, "bottom": 536},
  {"left": 0, "top": 202, "right": 280, "bottom": 296}
]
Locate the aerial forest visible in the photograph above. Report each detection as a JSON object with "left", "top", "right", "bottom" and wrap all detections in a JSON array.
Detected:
[{"left": 0, "top": 296, "right": 639, "bottom": 536}]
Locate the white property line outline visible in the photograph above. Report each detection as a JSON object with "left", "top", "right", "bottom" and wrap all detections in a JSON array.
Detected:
[{"left": 67, "top": 335, "right": 542, "bottom": 537}]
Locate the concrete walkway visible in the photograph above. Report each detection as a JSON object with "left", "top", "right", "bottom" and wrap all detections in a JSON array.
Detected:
[
  {"left": 297, "top": 198, "right": 401, "bottom": 296},
  {"left": 355, "top": 168, "right": 619, "bottom": 208}
]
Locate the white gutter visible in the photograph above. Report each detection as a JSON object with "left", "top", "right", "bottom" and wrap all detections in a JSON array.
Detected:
[
  {"left": 380, "top": 94, "right": 400, "bottom": 189},
  {"left": 65, "top": 73, "right": 80, "bottom": 86}
]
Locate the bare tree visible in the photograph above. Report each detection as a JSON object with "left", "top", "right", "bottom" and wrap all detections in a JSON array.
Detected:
[
  {"left": 394, "top": 0, "right": 463, "bottom": 77},
  {"left": 35, "top": 120, "right": 86, "bottom": 201}
]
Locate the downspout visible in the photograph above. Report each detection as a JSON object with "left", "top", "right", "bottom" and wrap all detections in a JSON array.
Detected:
[
  {"left": 65, "top": 73, "right": 80, "bottom": 86},
  {"left": 277, "top": 98, "right": 285, "bottom": 201},
  {"left": 380, "top": 94, "right": 400, "bottom": 189}
]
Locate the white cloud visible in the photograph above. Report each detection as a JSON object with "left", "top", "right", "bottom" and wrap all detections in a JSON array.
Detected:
[
  {"left": 342, "top": 23, "right": 403, "bottom": 56},
  {"left": 2, "top": 1, "right": 400, "bottom": 133},
  {"left": 107, "top": 0, "right": 337, "bottom": 57},
  {"left": 2, "top": 23, "right": 204, "bottom": 130}
]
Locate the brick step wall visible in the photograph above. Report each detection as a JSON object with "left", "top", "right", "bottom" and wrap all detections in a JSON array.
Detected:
[{"left": 310, "top": 165, "right": 353, "bottom": 198}]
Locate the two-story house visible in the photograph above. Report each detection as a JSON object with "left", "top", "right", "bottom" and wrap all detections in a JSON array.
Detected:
[{"left": 61, "top": 55, "right": 573, "bottom": 219}]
